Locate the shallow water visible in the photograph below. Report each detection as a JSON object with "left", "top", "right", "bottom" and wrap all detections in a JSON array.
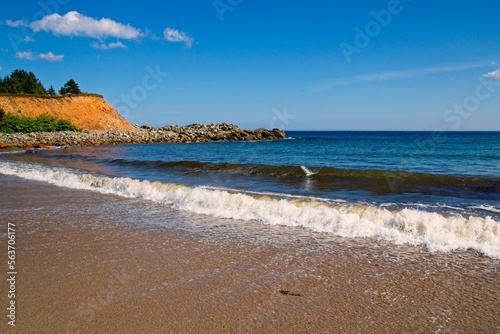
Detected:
[
  {"left": 1, "top": 174, "right": 499, "bottom": 333},
  {"left": 1, "top": 131, "right": 499, "bottom": 259}
]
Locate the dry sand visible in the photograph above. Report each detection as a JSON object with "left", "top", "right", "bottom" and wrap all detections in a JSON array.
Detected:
[{"left": 0, "top": 175, "right": 499, "bottom": 333}]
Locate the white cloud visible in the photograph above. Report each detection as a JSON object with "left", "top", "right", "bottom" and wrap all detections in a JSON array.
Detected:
[
  {"left": 6, "top": 19, "right": 27, "bottom": 27},
  {"left": 15, "top": 51, "right": 63, "bottom": 62},
  {"left": 482, "top": 68, "right": 500, "bottom": 80},
  {"left": 38, "top": 51, "right": 64, "bottom": 62},
  {"left": 90, "top": 41, "right": 127, "bottom": 50},
  {"left": 30, "top": 11, "right": 144, "bottom": 40},
  {"left": 15, "top": 51, "right": 34, "bottom": 60},
  {"left": 24, "top": 36, "right": 35, "bottom": 42},
  {"left": 312, "top": 61, "right": 492, "bottom": 92},
  {"left": 163, "top": 27, "right": 193, "bottom": 48}
]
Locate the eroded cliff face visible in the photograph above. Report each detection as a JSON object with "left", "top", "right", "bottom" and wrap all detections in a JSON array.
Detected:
[{"left": 0, "top": 95, "right": 133, "bottom": 131}]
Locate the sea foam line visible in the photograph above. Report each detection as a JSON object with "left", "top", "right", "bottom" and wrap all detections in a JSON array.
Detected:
[
  {"left": 1, "top": 161, "right": 499, "bottom": 259},
  {"left": 470, "top": 205, "right": 500, "bottom": 214}
]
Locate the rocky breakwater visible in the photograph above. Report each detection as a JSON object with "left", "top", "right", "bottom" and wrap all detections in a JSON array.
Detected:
[{"left": 0, "top": 123, "right": 286, "bottom": 149}]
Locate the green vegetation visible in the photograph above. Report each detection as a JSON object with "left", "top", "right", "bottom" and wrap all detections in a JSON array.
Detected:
[
  {"left": 0, "top": 69, "right": 47, "bottom": 95},
  {"left": 47, "top": 85, "right": 56, "bottom": 96},
  {"left": 59, "top": 79, "right": 81, "bottom": 96},
  {"left": 0, "top": 69, "right": 95, "bottom": 133},
  {"left": 0, "top": 109, "right": 80, "bottom": 133},
  {"left": 0, "top": 69, "right": 85, "bottom": 97}
]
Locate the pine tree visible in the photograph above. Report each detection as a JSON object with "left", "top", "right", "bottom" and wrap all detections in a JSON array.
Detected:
[
  {"left": 60, "top": 79, "right": 81, "bottom": 96},
  {"left": 47, "top": 85, "right": 56, "bottom": 96},
  {"left": 0, "top": 69, "right": 47, "bottom": 95}
]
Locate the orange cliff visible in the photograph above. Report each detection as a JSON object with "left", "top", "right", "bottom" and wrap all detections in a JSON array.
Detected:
[{"left": 0, "top": 95, "right": 133, "bottom": 131}]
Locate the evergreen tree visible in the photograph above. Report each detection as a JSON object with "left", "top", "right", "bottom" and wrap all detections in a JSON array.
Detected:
[
  {"left": 60, "top": 79, "right": 81, "bottom": 96},
  {"left": 47, "top": 85, "right": 56, "bottom": 96},
  {"left": 0, "top": 69, "right": 47, "bottom": 95}
]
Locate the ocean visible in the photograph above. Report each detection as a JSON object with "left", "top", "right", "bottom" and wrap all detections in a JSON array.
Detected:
[{"left": 1, "top": 131, "right": 499, "bottom": 259}]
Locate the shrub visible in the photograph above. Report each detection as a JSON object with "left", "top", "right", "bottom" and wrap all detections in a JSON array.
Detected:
[{"left": 0, "top": 114, "right": 80, "bottom": 133}]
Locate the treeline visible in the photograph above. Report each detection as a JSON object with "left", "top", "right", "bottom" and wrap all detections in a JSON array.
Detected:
[{"left": 0, "top": 69, "right": 82, "bottom": 96}]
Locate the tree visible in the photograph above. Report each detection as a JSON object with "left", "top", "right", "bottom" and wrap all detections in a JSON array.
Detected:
[
  {"left": 47, "top": 85, "right": 56, "bottom": 96},
  {"left": 59, "top": 79, "right": 81, "bottom": 96},
  {"left": 0, "top": 69, "right": 47, "bottom": 95},
  {"left": 0, "top": 108, "right": 5, "bottom": 122}
]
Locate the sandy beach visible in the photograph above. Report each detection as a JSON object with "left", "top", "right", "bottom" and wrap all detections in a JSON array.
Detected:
[{"left": 1, "top": 174, "right": 499, "bottom": 334}]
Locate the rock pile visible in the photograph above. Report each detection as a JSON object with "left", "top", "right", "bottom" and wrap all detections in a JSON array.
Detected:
[{"left": 0, "top": 123, "right": 286, "bottom": 149}]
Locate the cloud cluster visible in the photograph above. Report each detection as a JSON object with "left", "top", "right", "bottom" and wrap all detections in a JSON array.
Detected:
[
  {"left": 5, "top": 11, "right": 194, "bottom": 62},
  {"left": 482, "top": 68, "right": 500, "bottom": 80},
  {"left": 29, "top": 12, "right": 194, "bottom": 48},
  {"left": 15, "top": 51, "right": 64, "bottom": 62},
  {"left": 163, "top": 28, "right": 193, "bottom": 48},
  {"left": 30, "top": 11, "right": 144, "bottom": 40}
]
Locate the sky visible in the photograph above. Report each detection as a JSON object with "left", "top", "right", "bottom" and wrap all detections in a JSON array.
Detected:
[{"left": 0, "top": 0, "right": 499, "bottom": 131}]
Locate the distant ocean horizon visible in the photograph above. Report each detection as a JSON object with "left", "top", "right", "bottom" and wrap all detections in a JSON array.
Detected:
[{"left": 1, "top": 130, "right": 499, "bottom": 258}]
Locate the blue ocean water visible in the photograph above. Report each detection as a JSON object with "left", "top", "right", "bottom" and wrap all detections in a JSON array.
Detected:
[{"left": 1, "top": 131, "right": 499, "bottom": 257}]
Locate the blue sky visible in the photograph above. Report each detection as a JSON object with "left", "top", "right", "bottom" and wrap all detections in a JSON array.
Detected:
[{"left": 1, "top": 0, "right": 499, "bottom": 130}]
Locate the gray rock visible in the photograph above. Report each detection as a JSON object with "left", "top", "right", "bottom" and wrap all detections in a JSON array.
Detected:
[{"left": 0, "top": 123, "right": 286, "bottom": 149}]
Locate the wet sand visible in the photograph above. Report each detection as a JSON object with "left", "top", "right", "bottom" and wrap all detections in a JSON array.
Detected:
[{"left": 0, "top": 174, "right": 499, "bottom": 333}]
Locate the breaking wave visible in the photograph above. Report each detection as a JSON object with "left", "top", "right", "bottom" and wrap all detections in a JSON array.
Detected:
[
  {"left": 101, "top": 159, "right": 500, "bottom": 195},
  {"left": 1, "top": 161, "right": 499, "bottom": 259}
]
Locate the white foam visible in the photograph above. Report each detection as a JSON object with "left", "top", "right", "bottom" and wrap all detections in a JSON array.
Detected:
[
  {"left": 470, "top": 205, "right": 500, "bottom": 214},
  {"left": 1, "top": 161, "right": 499, "bottom": 259},
  {"left": 300, "top": 166, "right": 317, "bottom": 176},
  {"left": 0, "top": 150, "right": 27, "bottom": 155}
]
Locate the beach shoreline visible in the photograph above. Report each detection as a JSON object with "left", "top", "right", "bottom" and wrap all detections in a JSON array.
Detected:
[{"left": 1, "top": 174, "right": 499, "bottom": 333}]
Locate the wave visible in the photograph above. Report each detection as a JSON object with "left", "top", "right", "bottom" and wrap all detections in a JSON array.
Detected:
[
  {"left": 470, "top": 205, "right": 500, "bottom": 214},
  {"left": 19, "top": 151, "right": 500, "bottom": 196},
  {"left": 100, "top": 158, "right": 500, "bottom": 196},
  {"left": 1, "top": 161, "right": 499, "bottom": 259},
  {"left": 0, "top": 149, "right": 28, "bottom": 155}
]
